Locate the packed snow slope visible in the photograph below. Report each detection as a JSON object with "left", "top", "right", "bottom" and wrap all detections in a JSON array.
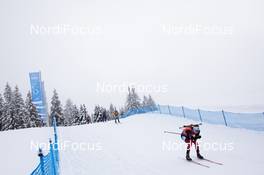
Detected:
[{"left": 1, "top": 113, "right": 264, "bottom": 175}]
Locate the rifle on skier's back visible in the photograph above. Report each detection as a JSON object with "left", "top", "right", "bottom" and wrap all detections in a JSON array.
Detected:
[{"left": 179, "top": 123, "right": 202, "bottom": 129}]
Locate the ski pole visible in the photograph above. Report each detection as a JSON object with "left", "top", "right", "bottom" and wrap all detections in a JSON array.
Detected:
[{"left": 164, "top": 131, "right": 181, "bottom": 135}]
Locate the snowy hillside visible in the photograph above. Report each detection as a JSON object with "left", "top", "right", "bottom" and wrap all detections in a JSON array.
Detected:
[{"left": 1, "top": 113, "right": 264, "bottom": 175}]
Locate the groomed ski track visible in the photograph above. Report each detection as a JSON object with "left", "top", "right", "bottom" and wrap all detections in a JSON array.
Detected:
[{"left": 0, "top": 113, "right": 264, "bottom": 175}]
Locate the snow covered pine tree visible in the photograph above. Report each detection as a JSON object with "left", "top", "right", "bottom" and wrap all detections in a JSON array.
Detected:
[
  {"left": 50, "top": 89, "right": 64, "bottom": 126},
  {"left": 79, "top": 104, "right": 91, "bottom": 124},
  {"left": 0, "top": 93, "right": 4, "bottom": 131},
  {"left": 142, "top": 94, "right": 157, "bottom": 111},
  {"left": 25, "top": 91, "right": 43, "bottom": 127},
  {"left": 125, "top": 87, "right": 141, "bottom": 113},
  {"left": 63, "top": 99, "right": 75, "bottom": 126}
]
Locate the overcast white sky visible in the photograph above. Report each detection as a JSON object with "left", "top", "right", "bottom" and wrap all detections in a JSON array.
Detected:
[{"left": 0, "top": 0, "right": 263, "bottom": 112}]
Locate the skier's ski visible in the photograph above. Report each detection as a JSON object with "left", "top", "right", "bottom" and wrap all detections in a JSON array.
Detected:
[
  {"left": 188, "top": 160, "right": 210, "bottom": 168},
  {"left": 202, "top": 158, "right": 223, "bottom": 165}
]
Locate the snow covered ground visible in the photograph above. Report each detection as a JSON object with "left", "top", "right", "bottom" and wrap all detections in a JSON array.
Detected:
[{"left": 1, "top": 113, "right": 264, "bottom": 175}]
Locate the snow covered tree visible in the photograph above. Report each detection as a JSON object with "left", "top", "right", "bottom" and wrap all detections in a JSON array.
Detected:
[
  {"left": 142, "top": 94, "right": 157, "bottom": 111},
  {"left": 63, "top": 99, "right": 75, "bottom": 126},
  {"left": 0, "top": 93, "right": 4, "bottom": 131},
  {"left": 119, "top": 107, "right": 125, "bottom": 117},
  {"left": 1, "top": 84, "right": 29, "bottom": 130},
  {"left": 4, "top": 83, "right": 12, "bottom": 103},
  {"left": 125, "top": 87, "right": 141, "bottom": 112},
  {"left": 13, "top": 86, "right": 28, "bottom": 129},
  {"left": 93, "top": 105, "right": 105, "bottom": 122},
  {"left": 25, "top": 91, "right": 43, "bottom": 127},
  {"left": 102, "top": 109, "right": 109, "bottom": 122},
  {"left": 1, "top": 83, "right": 15, "bottom": 130},
  {"left": 142, "top": 95, "right": 156, "bottom": 107},
  {"left": 93, "top": 105, "right": 100, "bottom": 122},
  {"left": 85, "top": 105, "right": 91, "bottom": 124},
  {"left": 142, "top": 95, "right": 148, "bottom": 107},
  {"left": 79, "top": 104, "right": 91, "bottom": 124},
  {"left": 71, "top": 104, "right": 80, "bottom": 125},
  {"left": 147, "top": 95, "right": 156, "bottom": 108},
  {"left": 50, "top": 89, "right": 64, "bottom": 126}
]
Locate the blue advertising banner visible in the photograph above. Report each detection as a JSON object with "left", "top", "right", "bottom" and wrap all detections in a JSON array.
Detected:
[
  {"left": 29, "top": 72, "right": 43, "bottom": 103},
  {"left": 29, "top": 72, "right": 48, "bottom": 123}
]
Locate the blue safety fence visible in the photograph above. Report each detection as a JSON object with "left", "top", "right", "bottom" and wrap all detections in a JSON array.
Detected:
[
  {"left": 30, "top": 117, "right": 60, "bottom": 175},
  {"left": 121, "top": 104, "right": 264, "bottom": 131},
  {"left": 121, "top": 105, "right": 158, "bottom": 118}
]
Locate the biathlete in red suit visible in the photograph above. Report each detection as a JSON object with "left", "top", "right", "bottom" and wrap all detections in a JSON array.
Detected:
[{"left": 181, "top": 124, "right": 204, "bottom": 161}]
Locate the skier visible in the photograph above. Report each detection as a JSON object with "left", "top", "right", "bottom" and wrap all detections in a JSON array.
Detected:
[
  {"left": 112, "top": 110, "right": 120, "bottom": 124},
  {"left": 181, "top": 124, "right": 204, "bottom": 161}
]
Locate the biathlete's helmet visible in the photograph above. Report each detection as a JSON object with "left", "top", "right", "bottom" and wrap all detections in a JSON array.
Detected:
[{"left": 192, "top": 126, "right": 200, "bottom": 134}]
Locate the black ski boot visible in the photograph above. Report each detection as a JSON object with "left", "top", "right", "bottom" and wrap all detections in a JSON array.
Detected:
[
  {"left": 186, "top": 150, "right": 192, "bottom": 161},
  {"left": 197, "top": 151, "right": 204, "bottom": 159}
]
